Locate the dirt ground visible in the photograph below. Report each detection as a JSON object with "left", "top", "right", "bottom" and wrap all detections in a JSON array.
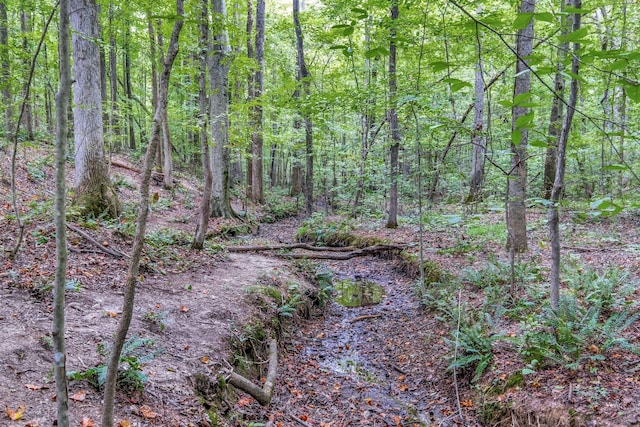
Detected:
[{"left": 1, "top": 146, "right": 640, "bottom": 427}]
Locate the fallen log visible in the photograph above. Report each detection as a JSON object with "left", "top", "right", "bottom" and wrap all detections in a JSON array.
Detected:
[
  {"left": 109, "top": 159, "right": 141, "bottom": 173},
  {"left": 282, "top": 244, "right": 406, "bottom": 260},
  {"left": 225, "top": 338, "right": 278, "bottom": 406},
  {"left": 228, "top": 243, "right": 355, "bottom": 252}
]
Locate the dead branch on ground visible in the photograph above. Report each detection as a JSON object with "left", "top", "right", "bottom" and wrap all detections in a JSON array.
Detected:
[
  {"left": 67, "top": 223, "right": 128, "bottom": 258},
  {"left": 224, "top": 338, "right": 278, "bottom": 406},
  {"left": 228, "top": 243, "right": 406, "bottom": 260}
]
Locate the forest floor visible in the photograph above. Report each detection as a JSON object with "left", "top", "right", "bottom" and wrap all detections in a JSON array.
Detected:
[{"left": 1, "top": 145, "right": 640, "bottom": 427}]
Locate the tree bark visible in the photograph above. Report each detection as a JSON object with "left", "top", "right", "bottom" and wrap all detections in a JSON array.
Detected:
[
  {"left": 386, "top": 0, "right": 399, "bottom": 228},
  {"left": 54, "top": 0, "right": 72, "bottom": 424},
  {"left": 209, "top": 0, "right": 236, "bottom": 218},
  {"left": 0, "top": 2, "right": 12, "bottom": 137},
  {"left": 245, "top": 0, "right": 254, "bottom": 200},
  {"left": 250, "top": 0, "right": 265, "bottom": 203},
  {"left": 293, "top": 0, "right": 313, "bottom": 216},
  {"left": 549, "top": 0, "right": 581, "bottom": 312},
  {"left": 506, "top": 0, "right": 535, "bottom": 253},
  {"left": 71, "top": 0, "right": 120, "bottom": 218},
  {"left": 467, "top": 25, "right": 486, "bottom": 203},
  {"left": 100, "top": 2, "right": 183, "bottom": 426},
  {"left": 108, "top": 5, "right": 119, "bottom": 150},
  {"left": 19, "top": 9, "right": 34, "bottom": 140},
  {"left": 124, "top": 26, "right": 135, "bottom": 150}
]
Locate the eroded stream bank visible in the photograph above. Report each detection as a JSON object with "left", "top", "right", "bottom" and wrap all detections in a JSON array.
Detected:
[{"left": 237, "top": 254, "right": 457, "bottom": 427}]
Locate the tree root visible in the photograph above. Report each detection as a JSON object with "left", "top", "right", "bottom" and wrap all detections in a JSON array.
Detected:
[{"left": 224, "top": 339, "right": 278, "bottom": 406}]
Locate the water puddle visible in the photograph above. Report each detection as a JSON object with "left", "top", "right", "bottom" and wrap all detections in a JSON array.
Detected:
[{"left": 334, "top": 278, "right": 386, "bottom": 307}]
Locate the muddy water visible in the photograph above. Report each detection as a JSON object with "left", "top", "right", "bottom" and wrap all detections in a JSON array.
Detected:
[{"left": 273, "top": 257, "right": 454, "bottom": 426}]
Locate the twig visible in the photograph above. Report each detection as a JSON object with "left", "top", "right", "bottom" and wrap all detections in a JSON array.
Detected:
[
  {"left": 350, "top": 314, "right": 382, "bottom": 323},
  {"left": 288, "top": 412, "right": 313, "bottom": 427},
  {"left": 67, "top": 223, "right": 129, "bottom": 258}
]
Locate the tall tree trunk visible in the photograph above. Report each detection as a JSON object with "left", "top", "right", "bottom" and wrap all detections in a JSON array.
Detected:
[
  {"left": 386, "top": 0, "right": 399, "bottom": 228},
  {"left": 108, "top": 5, "right": 119, "bottom": 150},
  {"left": 148, "top": 17, "right": 162, "bottom": 169},
  {"left": 467, "top": 24, "right": 486, "bottom": 203},
  {"left": 20, "top": 8, "right": 34, "bottom": 140},
  {"left": 124, "top": 26, "right": 135, "bottom": 149},
  {"left": 543, "top": 3, "right": 568, "bottom": 199},
  {"left": 209, "top": 0, "right": 236, "bottom": 218},
  {"left": 101, "top": 3, "right": 183, "bottom": 426},
  {"left": 0, "top": 2, "right": 11, "bottom": 137},
  {"left": 549, "top": 0, "right": 581, "bottom": 311},
  {"left": 71, "top": 0, "right": 120, "bottom": 218},
  {"left": 245, "top": 0, "right": 254, "bottom": 199},
  {"left": 507, "top": 0, "right": 535, "bottom": 253},
  {"left": 54, "top": 0, "right": 72, "bottom": 424},
  {"left": 193, "top": 0, "right": 212, "bottom": 249},
  {"left": 251, "top": 0, "right": 265, "bottom": 203},
  {"left": 293, "top": 0, "right": 313, "bottom": 216}
]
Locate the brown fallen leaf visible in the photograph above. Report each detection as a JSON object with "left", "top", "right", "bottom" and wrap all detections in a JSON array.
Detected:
[
  {"left": 25, "top": 422, "right": 39, "bottom": 427},
  {"left": 201, "top": 356, "right": 209, "bottom": 364},
  {"left": 139, "top": 405, "right": 157, "bottom": 419},
  {"left": 5, "top": 404, "right": 25, "bottom": 421},
  {"left": 81, "top": 416, "right": 95, "bottom": 427},
  {"left": 70, "top": 390, "right": 87, "bottom": 401},
  {"left": 118, "top": 420, "right": 131, "bottom": 427},
  {"left": 25, "top": 384, "right": 45, "bottom": 391},
  {"left": 180, "top": 305, "right": 189, "bottom": 312},
  {"left": 107, "top": 311, "right": 118, "bottom": 318}
]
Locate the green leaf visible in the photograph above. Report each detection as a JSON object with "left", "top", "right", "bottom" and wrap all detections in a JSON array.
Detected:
[
  {"left": 515, "top": 112, "right": 535, "bottom": 128},
  {"left": 601, "top": 164, "right": 627, "bottom": 171},
  {"left": 443, "top": 78, "right": 472, "bottom": 92},
  {"left": 512, "top": 129, "right": 523, "bottom": 145},
  {"left": 351, "top": 7, "right": 366, "bottom": 14},
  {"left": 559, "top": 27, "right": 588, "bottom": 43},
  {"left": 530, "top": 139, "right": 549, "bottom": 148},
  {"left": 342, "top": 26, "right": 354, "bottom": 36},
  {"left": 535, "top": 12, "right": 555, "bottom": 23},
  {"left": 329, "top": 44, "right": 347, "bottom": 50},
  {"left": 623, "top": 81, "right": 640, "bottom": 103},
  {"left": 331, "top": 24, "right": 351, "bottom": 29},
  {"left": 606, "top": 59, "right": 628, "bottom": 72},
  {"left": 513, "top": 12, "right": 534, "bottom": 30},
  {"left": 522, "top": 368, "right": 536, "bottom": 375},
  {"left": 498, "top": 99, "right": 514, "bottom": 108},
  {"left": 513, "top": 92, "right": 532, "bottom": 106},
  {"left": 430, "top": 61, "right": 450, "bottom": 72}
]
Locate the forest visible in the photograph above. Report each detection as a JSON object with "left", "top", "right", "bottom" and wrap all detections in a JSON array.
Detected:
[{"left": 0, "top": 0, "right": 639, "bottom": 426}]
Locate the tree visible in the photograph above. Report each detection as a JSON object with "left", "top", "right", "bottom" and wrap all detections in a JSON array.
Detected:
[
  {"left": 293, "top": 0, "right": 313, "bottom": 216},
  {"left": 0, "top": 2, "right": 12, "bottom": 136},
  {"left": 53, "top": 0, "right": 72, "bottom": 424},
  {"left": 250, "top": 0, "right": 265, "bottom": 203},
  {"left": 549, "top": 0, "right": 581, "bottom": 312},
  {"left": 467, "top": 22, "right": 486, "bottom": 204},
  {"left": 70, "top": 0, "right": 120, "bottom": 217},
  {"left": 386, "top": 0, "right": 400, "bottom": 228},
  {"left": 209, "top": 0, "right": 236, "bottom": 218},
  {"left": 101, "top": 2, "right": 183, "bottom": 425},
  {"left": 506, "top": 0, "right": 535, "bottom": 253}
]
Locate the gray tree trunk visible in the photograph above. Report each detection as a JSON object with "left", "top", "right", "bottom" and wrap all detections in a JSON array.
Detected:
[
  {"left": 54, "top": 0, "right": 72, "bottom": 424},
  {"left": 245, "top": 0, "right": 254, "bottom": 199},
  {"left": 209, "top": 0, "right": 235, "bottom": 218},
  {"left": 250, "top": 0, "right": 265, "bottom": 203},
  {"left": 549, "top": 0, "right": 581, "bottom": 312},
  {"left": 468, "top": 37, "right": 486, "bottom": 203},
  {"left": 101, "top": 3, "right": 184, "bottom": 426},
  {"left": 293, "top": 0, "right": 313, "bottom": 216},
  {"left": 108, "top": 5, "right": 119, "bottom": 150},
  {"left": 386, "top": 0, "right": 399, "bottom": 228},
  {"left": 71, "top": 0, "right": 120, "bottom": 218},
  {"left": 507, "top": 0, "right": 535, "bottom": 253},
  {"left": 20, "top": 9, "right": 34, "bottom": 140},
  {"left": 0, "top": 2, "right": 12, "bottom": 137}
]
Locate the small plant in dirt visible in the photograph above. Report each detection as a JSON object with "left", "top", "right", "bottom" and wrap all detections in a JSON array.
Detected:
[
  {"left": 446, "top": 310, "right": 503, "bottom": 383},
  {"left": 144, "top": 309, "right": 170, "bottom": 331},
  {"left": 68, "top": 336, "right": 161, "bottom": 393},
  {"left": 461, "top": 257, "right": 543, "bottom": 289},
  {"left": 261, "top": 190, "right": 299, "bottom": 223},
  {"left": 295, "top": 213, "right": 356, "bottom": 246},
  {"left": 146, "top": 227, "right": 190, "bottom": 248},
  {"left": 292, "top": 260, "right": 334, "bottom": 307}
]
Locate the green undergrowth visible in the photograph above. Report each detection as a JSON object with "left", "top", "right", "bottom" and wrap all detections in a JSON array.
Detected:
[
  {"left": 419, "top": 256, "right": 640, "bottom": 404},
  {"left": 295, "top": 213, "right": 384, "bottom": 247}
]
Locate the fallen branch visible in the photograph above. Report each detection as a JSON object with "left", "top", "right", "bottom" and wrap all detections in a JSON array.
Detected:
[
  {"left": 225, "top": 339, "right": 278, "bottom": 406},
  {"left": 282, "top": 244, "right": 406, "bottom": 260},
  {"left": 109, "top": 159, "right": 141, "bottom": 173},
  {"left": 67, "top": 223, "right": 129, "bottom": 258},
  {"left": 288, "top": 412, "right": 313, "bottom": 427},
  {"left": 350, "top": 314, "right": 382, "bottom": 323},
  {"left": 228, "top": 243, "right": 356, "bottom": 253}
]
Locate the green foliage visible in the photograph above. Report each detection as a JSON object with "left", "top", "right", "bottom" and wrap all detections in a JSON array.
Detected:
[
  {"left": 144, "top": 310, "right": 170, "bottom": 332},
  {"left": 461, "top": 258, "right": 543, "bottom": 289},
  {"left": 145, "top": 228, "right": 190, "bottom": 248},
  {"left": 295, "top": 213, "right": 355, "bottom": 246},
  {"left": 261, "top": 190, "right": 299, "bottom": 223},
  {"left": 68, "top": 336, "right": 161, "bottom": 393}
]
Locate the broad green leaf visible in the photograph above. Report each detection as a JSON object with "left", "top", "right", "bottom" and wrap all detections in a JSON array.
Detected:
[
  {"left": 522, "top": 368, "right": 536, "bottom": 375},
  {"left": 513, "top": 92, "right": 532, "bottom": 106},
  {"left": 511, "top": 129, "right": 523, "bottom": 145},
  {"left": 351, "top": 7, "right": 367, "bottom": 14},
  {"left": 342, "top": 26, "right": 354, "bottom": 36},
  {"left": 606, "top": 59, "right": 628, "bottom": 72},
  {"left": 559, "top": 27, "right": 588, "bottom": 43},
  {"left": 535, "top": 12, "right": 555, "bottom": 23},
  {"left": 498, "top": 99, "right": 513, "bottom": 108},
  {"left": 444, "top": 78, "right": 472, "bottom": 92},
  {"left": 601, "top": 164, "right": 627, "bottom": 171},
  {"left": 530, "top": 139, "right": 549, "bottom": 148},
  {"left": 513, "top": 12, "right": 534, "bottom": 29},
  {"left": 564, "top": 7, "right": 590, "bottom": 14},
  {"left": 430, "top": 61, "right": 450, "bottom": 72},
  {"left": 331, "top": 24, "right": 351, "bottom": 29},
  {"left": 329, "top": 44, "right": 347, "bottom": 50},
  {"left": 515, "top": 112, "right": 535, "bottom": 128},
  {"left": 623, "top": 81, "right": 640, "bottom": 103}
]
